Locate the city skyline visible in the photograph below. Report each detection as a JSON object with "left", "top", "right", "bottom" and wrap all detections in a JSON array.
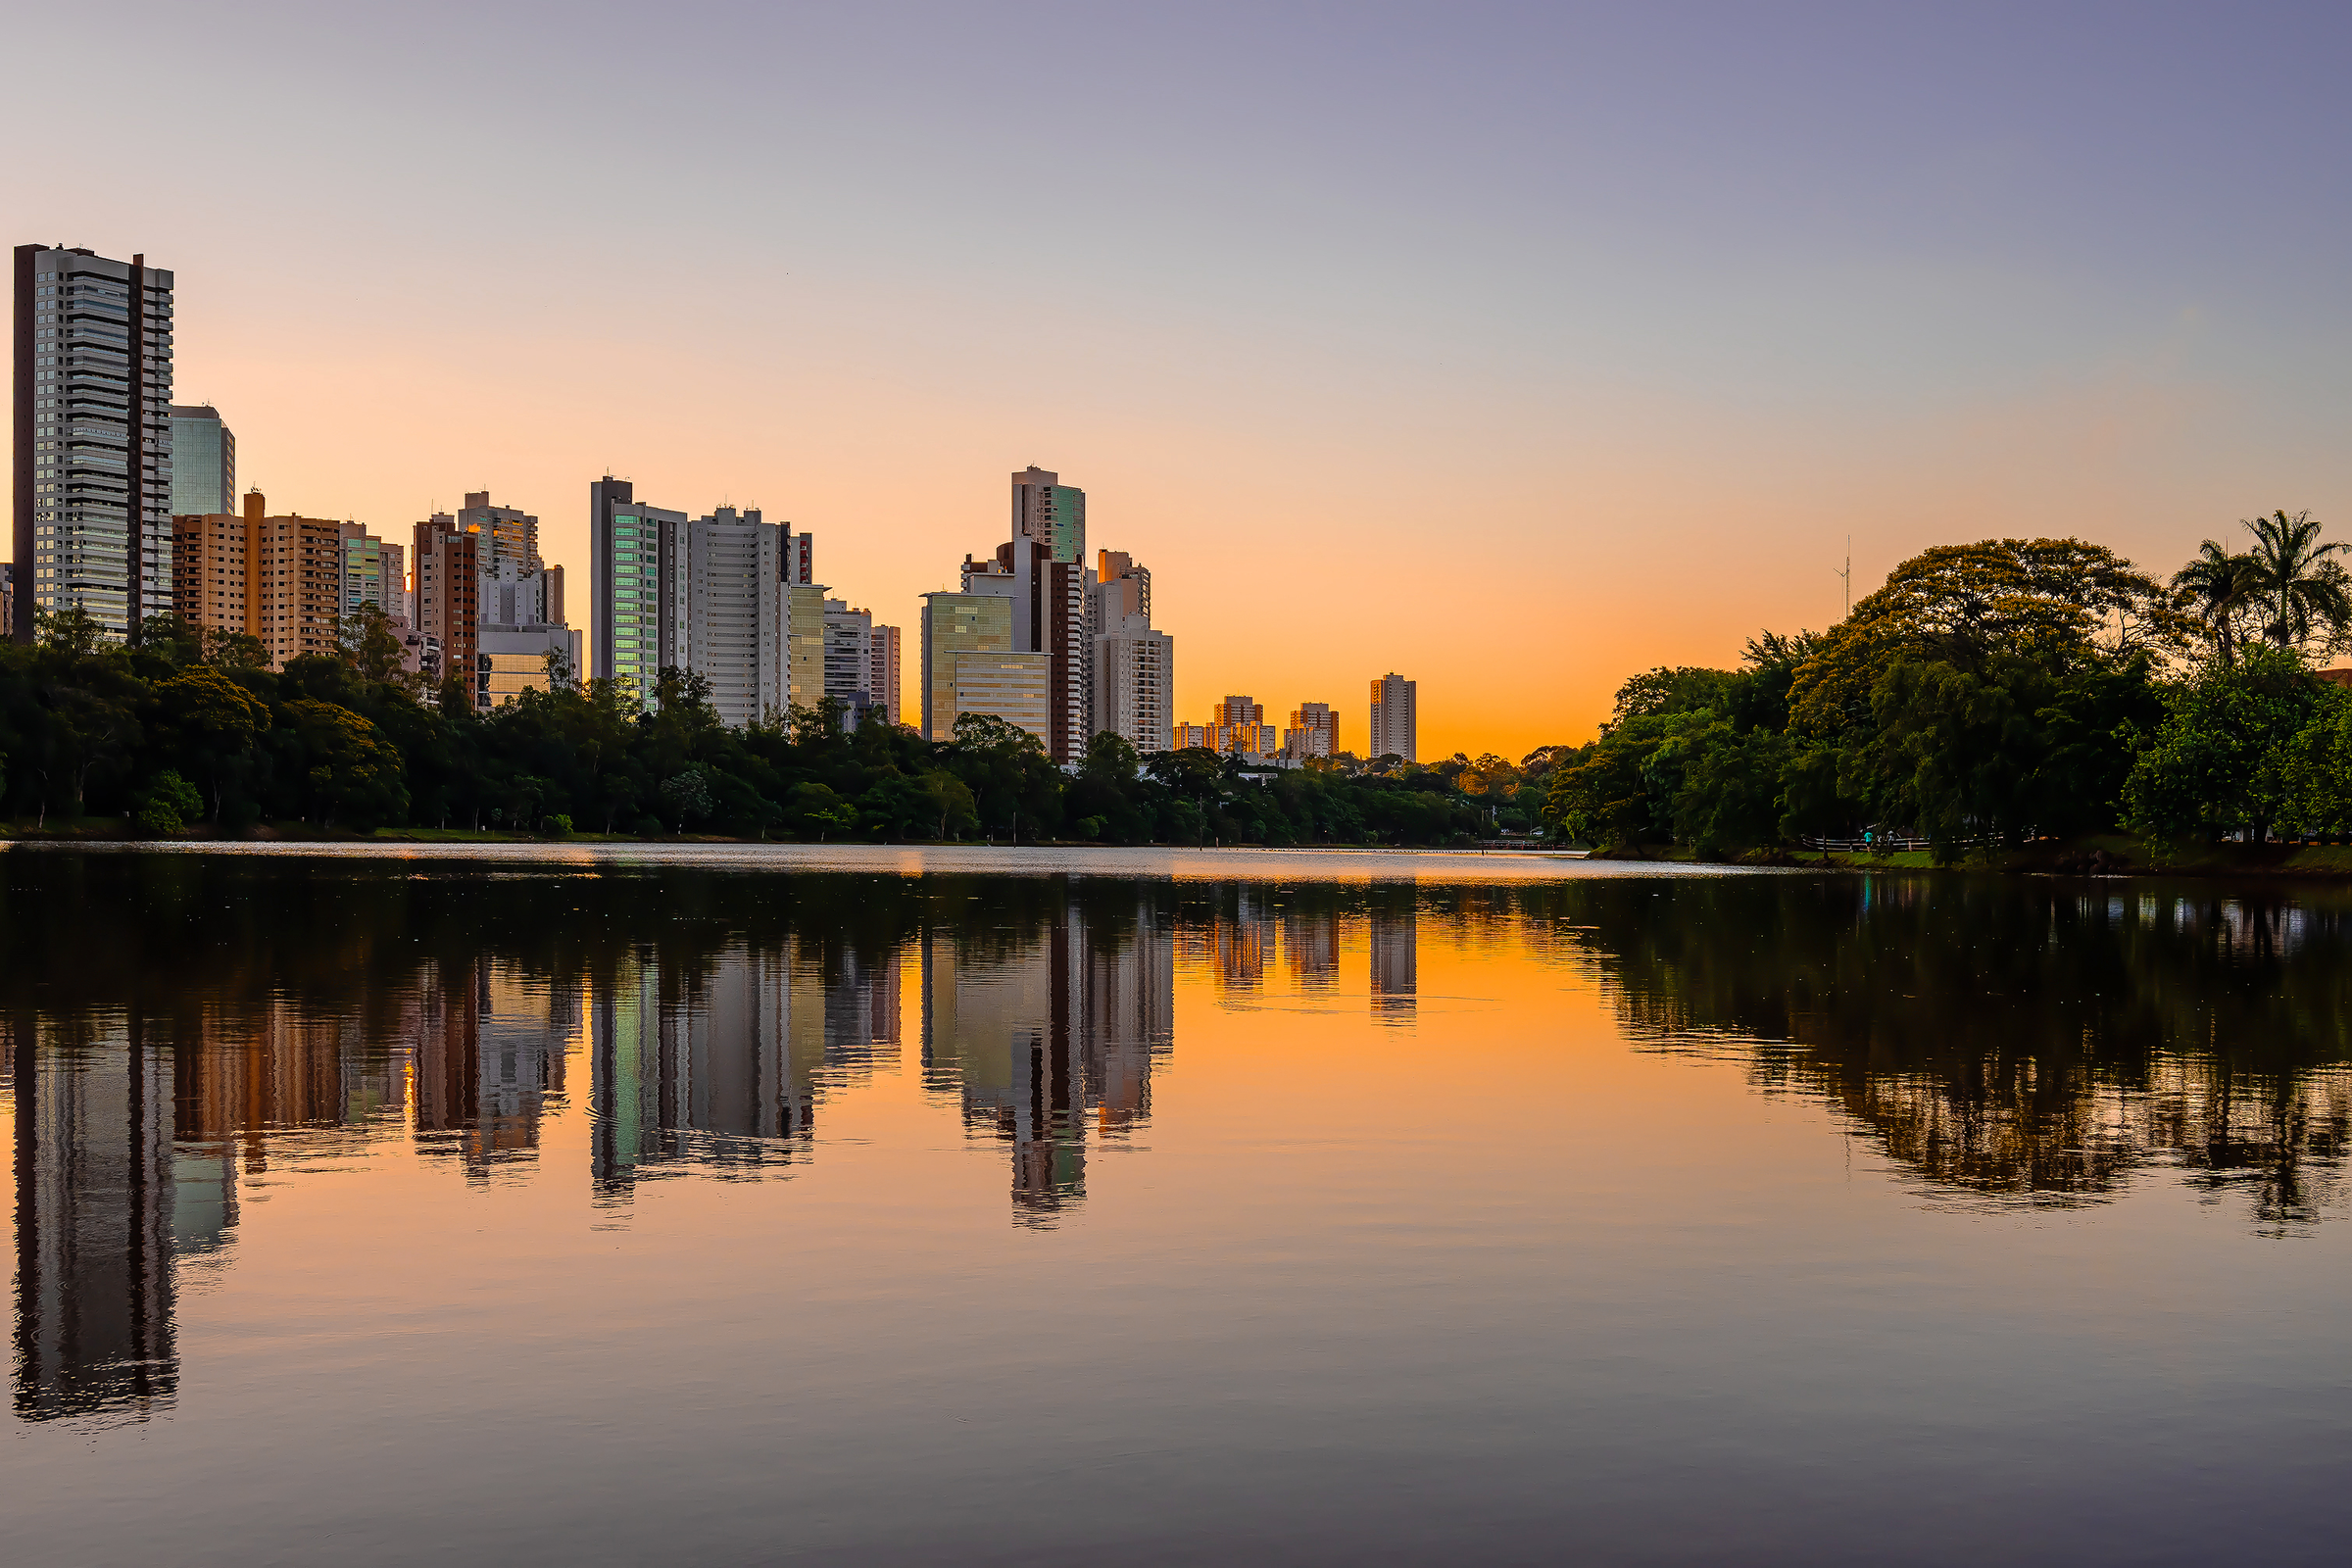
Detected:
[{"left": 15, "top": 10, "right": 2352, "bottom": 758}]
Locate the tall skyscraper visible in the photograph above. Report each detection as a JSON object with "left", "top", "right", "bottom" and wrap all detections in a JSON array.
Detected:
[
  {"left": 591, "top": 477, "right": 685, "bottom": 696},
  {"left": 168, "top": 405, "right": 233, "bottom": 516},
  {"left": 869, "top": 622, "right": 903, "bottom": 726},
  {"left": 1094, "top": 619, "right": 1172, "bottom": 754},
  {"left": 1368, "top": 672, "right": 1417, "bottom": 761},
  {"left": 951, "top": 466, "right": 1090, "bottom": 762},
  {"left": 1087, "top": 548, "right": 1170, "bottom": 752},
  {"left": 588, "top": 478, "right": 817, "bottom": 722},
  {"left": 1011, "top": 465, "right": 1086, "bottom": 567},
  {"left": 414, "top": 515, "right": 480, "bottom": 685},
  {"left": 14, "top": 245, "right": 175, "bottom": 642}
]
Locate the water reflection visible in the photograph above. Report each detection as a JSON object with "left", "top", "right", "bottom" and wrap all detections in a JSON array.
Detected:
[
  {"left": 1553, "top": 876, "right": 2352, "bottom": 1231},
  {"left": 6, "top": 855, "right": 2352, "bottom": 1430}
]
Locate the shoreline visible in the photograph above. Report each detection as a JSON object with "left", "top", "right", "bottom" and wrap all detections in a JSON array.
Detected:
[
  {"left": 7, "top": 821, "right": 2347, "bottom": 879},
  {"left": 1592, "top": 833, "right": 2352, "bottom": 880}
]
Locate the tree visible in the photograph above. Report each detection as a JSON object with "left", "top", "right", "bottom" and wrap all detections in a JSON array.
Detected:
[
  {"left": 785, "top": 780, "right": 858, "bottom": 841},
  {"left": 915, "top": 769, "right": 978, "bottom": 840},
  {"left": 1790, "top": 539, "right": 2180, "bottom": 736},
  {"left": 282, "top": 698, "right": 407, "bottom": 831},
  {"left": 203, "top": 626, "right": 271, "bottom": 670},
  {"left": 660, "top": 765, "right": 716, "bottom": 828},
  {"left": 2171, "top": 540, "right": 2260, "bottom": 668},
  {"left": 2120, "top": 646, "right": 2324, "bottom": 842},
  {"left": 134, "top": 770, "right": 203, "bottom": 836},
  {"left": 154, "top": 663, "right": 271, "bottom": 821},
  {"left": 2278, "top": 685, "right": 2352, "bottom": 835},
  {"left": 335, "top": 601, "right": 420, "bottom": 691},
  {"left": 2240, "top": 510, "right": 2352, "bottom": 656}
]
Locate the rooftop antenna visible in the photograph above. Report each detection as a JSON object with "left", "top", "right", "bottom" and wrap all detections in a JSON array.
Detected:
[{"left": 1835, "top": 535, "right": 1852, "bottom": 617}]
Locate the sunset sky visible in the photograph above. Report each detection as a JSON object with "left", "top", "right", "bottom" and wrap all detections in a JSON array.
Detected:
[{"left": 13, "top": 2, "right": 2352, "bottom": 758}]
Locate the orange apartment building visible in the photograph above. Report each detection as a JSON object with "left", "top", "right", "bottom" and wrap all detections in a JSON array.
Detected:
[
  {"left": 172, "top": 490, "right": 350, "bottom": 667},
  {"left": 413, "top": 518, "right": 480, "bottom": 684}
]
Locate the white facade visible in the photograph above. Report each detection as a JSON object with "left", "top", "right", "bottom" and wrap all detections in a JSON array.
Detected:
[
  {"left": 1094, "top": 615, "right": 1174, "bottom": 754},
  {"left": 674, "top": 508, "right": 790, "bottom": 727},
  {"left": 20, "top": 247, "right": 175, "bottom": 641},
  {"left": 869, "top": 622, "right": 902, "bottom": 726},
  {"left": 1368, "top": 672, "right": 1417, "bottom": 761}
]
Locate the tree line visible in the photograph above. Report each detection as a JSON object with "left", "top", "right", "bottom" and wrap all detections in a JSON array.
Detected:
[
  {"left": 1543, "top": 511, "right": 2352, "bottom": 857},
  {"left": 0, "top": 602, "right": 1557, "bottom": 845}
]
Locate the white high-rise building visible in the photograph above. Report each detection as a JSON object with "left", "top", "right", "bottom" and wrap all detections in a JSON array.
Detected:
[
  {"left": 1368, "top": 672, "right": 1417, "bottom": 761},
  {"left": 589, "top": 478, "right": 822, "bottom": 724},
  {"left": 1087, "top": 550, "right": 1170, "bottom": 753},
  {"left": 15, "top": 246, "right": 175, "bottom": 642},
  {"left": 869, "top": 622, "right": 902, "bottom": 726}
]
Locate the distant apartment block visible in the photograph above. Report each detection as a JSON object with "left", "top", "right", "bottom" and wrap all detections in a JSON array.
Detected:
[
  {"left": 953, "top": 466, "right": 1090, "bottom": 763},
  {"left": 479, "top": 555, "right": 579, "bottom": 708},
  {"left": 172, "top": 502, "right": 250, "bottom": 637},
  {"left": 169, "top": 405, "right": 234, "bottom": 517},
  {"left": 823, "top": 600, "right": 904, "bottom": 729},
  {"left": 1286, "top": 701, "right": 1337, "bottom": 760},
  {"left": 452, "top": 491, "right": 540, "bottom": 572},
  {"left": 1368, "top": 672, "right": 1417, "bottom": 761},
  {"left": 339, "top": 522, "right": 405, "bottom": 621}
]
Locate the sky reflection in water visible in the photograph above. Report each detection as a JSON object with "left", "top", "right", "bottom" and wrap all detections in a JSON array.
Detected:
[{"left": 4, "top": 848, "right": 2350, "bottom": 1566}]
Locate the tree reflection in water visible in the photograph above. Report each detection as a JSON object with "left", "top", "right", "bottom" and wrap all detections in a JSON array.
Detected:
[
  {"left": 1548, "top": 875, "right": 2352, "bottom": 1233},
  {"left": 5, "top": 854, "right": 2348, "bottom": 1428}
]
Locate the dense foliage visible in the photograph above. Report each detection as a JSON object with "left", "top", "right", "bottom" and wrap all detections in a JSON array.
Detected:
[
  {"left": 1545, "top": 520, "right": 2352, "bottom": 858},
  {"left": 0, "top": 605, "right": 1557, "bottom": 846}
]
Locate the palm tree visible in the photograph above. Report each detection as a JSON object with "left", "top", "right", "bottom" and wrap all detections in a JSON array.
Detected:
[
  {"left": 2171, "top": 539, "right": 2257, "bottom": 666},
  {"left": 2242, "top": 510, "right": 2352, "bottom": 655}
]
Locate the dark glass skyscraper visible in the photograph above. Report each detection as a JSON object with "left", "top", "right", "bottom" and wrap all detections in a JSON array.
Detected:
[
  {"left": 13, "top": 245, "right": 175, "bottom": 642},
  {"left": 167, "top": 404, "right": 233, "bottom": 517}
]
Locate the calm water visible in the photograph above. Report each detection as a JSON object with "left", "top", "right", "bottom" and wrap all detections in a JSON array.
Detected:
[{"left": 5, "top": 846, "right": 2351, "bottom": 1566}]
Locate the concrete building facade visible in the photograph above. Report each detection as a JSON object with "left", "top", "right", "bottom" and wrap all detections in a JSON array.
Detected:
[
  {"left": 1286, "top": 701, "right": 1338, "bottom": 760},
  {"left": 1368, "top": 672, "right": 1417, "bottom": 761},
  {"left": 869, "top": 621, "right": 903, "bottom": 726},
  {"left": 588, "top": 479, "right": 819, "bottom": 724},
  {"left": 14, "top": 245, "right": 175, "bottom": 642},
  {"left": 920, "top": 592, "right": 1013, "bottom": 742}
]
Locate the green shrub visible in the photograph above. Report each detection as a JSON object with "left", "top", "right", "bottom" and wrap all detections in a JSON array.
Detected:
[{"left": 134, "top": 770, "right": 204, "bottom": 838}]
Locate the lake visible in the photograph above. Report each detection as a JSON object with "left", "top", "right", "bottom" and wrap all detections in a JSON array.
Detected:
[{"left": 4, "top": 845, "right": 2349, "bottom": 1565}]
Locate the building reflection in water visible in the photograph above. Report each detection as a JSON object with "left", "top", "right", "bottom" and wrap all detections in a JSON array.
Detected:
[
  {"left": 417, "top": 963, "right": 574, "bottom": 1178},
  {"left": 11, "top": 1024, "right": 177, "bottom": 1423},
  {"left": 8, "top": 960, "right": 568, "bottom": 1424},
  {"left": 19, "top": 859, "right": 2351, "bottom": 1427},
  {"left": 1368, "top": 904, "right": 1417, "bottom": 1024},
  {"left": 924, "top": 890, "right": 1174, "bottom": 1223}
]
